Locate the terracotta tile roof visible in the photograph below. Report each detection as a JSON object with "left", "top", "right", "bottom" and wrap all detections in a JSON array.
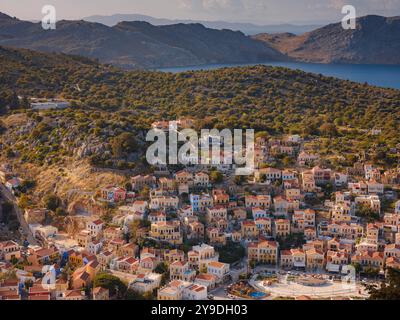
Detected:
[
  {"left": 208, "top": 261, "right": 226, "bottom": 269},
  {"left": 91, "top": 219, "right": 104, "bottom": 226},
  {"left": 196, "top": 273, "right": 217, "bottom": 281},
  {"left": 171, "top": 260, "right": 187, "bottom": 267}
]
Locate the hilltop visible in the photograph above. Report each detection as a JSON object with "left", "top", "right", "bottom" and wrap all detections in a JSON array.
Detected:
[
  {"left": 83, "top": 13, "right": 321, "bottom": 35},
  {"left": 0, "top": 12, "right": 285, "bottom": 69},
  {"left": 1, "top": 46, "right": 400, "bottom": 204},
  {"left": 254, "top": 15, "right": 400, "bottom": 64}
]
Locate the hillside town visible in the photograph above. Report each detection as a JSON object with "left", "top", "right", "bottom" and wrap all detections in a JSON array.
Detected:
[{"left": 1, "top": 128, "right": 400, "bottom": 301}]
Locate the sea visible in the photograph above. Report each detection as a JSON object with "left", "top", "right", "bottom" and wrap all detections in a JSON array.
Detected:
[{"left": 158, "top": 61, "right": 400, "bottom": 90}]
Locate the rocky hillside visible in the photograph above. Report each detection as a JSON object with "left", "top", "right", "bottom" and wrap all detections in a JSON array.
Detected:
[
  {"left": 1, "top": 45, "right": 400, "bottom": 209},
  {"left": 0, "top": 12, "right": 285, "bottom": 69},
  {"left": 83, "top": 13, "right": 321, "bottom": 35},
  {"left": 254, "top": 15, "right": 400, "bottom": 64}
]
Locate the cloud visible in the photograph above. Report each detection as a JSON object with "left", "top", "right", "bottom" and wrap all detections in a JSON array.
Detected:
[
  {"left": 325, "top": 0, "right": 400, "bottom": 17},
  {"left": 178, "top": 0, "right": 400, "bottom": 23},
  {"left": 179, "top": 0, "right": 245, "bottom": 13}
]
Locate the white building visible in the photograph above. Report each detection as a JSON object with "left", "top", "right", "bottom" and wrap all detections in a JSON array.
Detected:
[
  {"left": 87, "top": 219, "right": 104, "bottom": 237},
  {"left": 182, "top": 283, "right": 207, "bottom": 300},
  {"left": 88, "top": 240, "right": 103, "bottom": 255},
  {"left": 130, "top": 273, "right": 162, "bottom": 294},
  {"left": 207, "top": 261, "right": 230, "bottom": 283},
  {"left": 31, "top": 101, "right": 70, "bottom": 110}
]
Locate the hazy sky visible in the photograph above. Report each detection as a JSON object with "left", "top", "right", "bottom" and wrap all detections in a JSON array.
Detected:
[{"left": 2, "top": 0, "right": 400, "bottom": 24}]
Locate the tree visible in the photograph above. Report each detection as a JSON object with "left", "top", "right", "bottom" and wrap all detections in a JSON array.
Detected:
[
  {"left": 43, "top": 194, "right": 61, "bottom": 212},
  {"left": 282, "top": 156, "right": 293, "bottom": 167},
  {"left": 10, "top": 256, "right": 19, "bottom": 265},
  {"left": 0, "top": 120, "right": 6, "bottom": 134},
  {"left": 356, "top": 204, "right": 380, "bottom": 222},
  {"left": 1, "top": 202, "right": 13, "bottom": 223},
  {"left": 8, "top": 220, "right": 20, "bottom": 232},
  {"left": 55, "top": 207, "right": 68, "bottom": 217},
  {"left": 319, "top": 123, "right": 338, "bottom": 137},
  {"left": 111, "top": 132, "right": 137, "bottom": 158},
  {"left": 125, "top": 288, "right": 153, "bottom": 300},
  {"left": 5, "top": 148, "right": 15, "bottom": 158},
  {"left": 154, "top": 262, "right": 170, "bottom": 287},
  {"left": 277, "top": 233, "right": 306, "bottom": 250},
  {"left": 93, "top": 273, "right": 127, "bottom": 299},
  {"left": 5, "top": 91, "right": 19, "bottom": 110},
  {"left": 20, "top": 96, "right": 30, "bottom": 109},
  {"left": 210, "top": 170, "right": 223, "bottom": 184},
  {"left": 129, "top": 220, "right": 150, "bottom": 242},
  {"left": 258, "top": 174, "right": 266, "bottom": 183},
  {"left": 363, "top": 266, "right": 380, "bottom": 278},
  {"left": 125, "top": 182, "right": 132, "bottom": 192},
  {"left": 129, "top": 220, "right": 141, "bottom": 242},
  {"left": 0, "top": 270, "right": 17, "bottom": 281},
  {"left": 24, "top": 279, "right": 34, "bottom": 291},
  {"left": 154, "top": 262, "right": 168, "bottom": 274},
  {"left": 19, "top": 180, "right": 36, "bottom": 193},
  {"left": 366, "top": 268, "right": 400, "bottom": 300},
  {"left": 125, "top": 288, "right": 145, "bottom": 300},
  {"left": 234, "top": 175, "right": 245, "bottom": 186},
  {"left": 255, "top": 131, "right": 269, "bottom": 140},
  {"left": 216, "top": 242, "right": 245, "bottom": 264},
  {"left": 140, "top": 185, "right": 150, "bottom": 199},
  {"left": 101, "top": 210, "right": 113, "bottom": 224},
  {"left": 351, "top": 262, "right": 362, "bottom": 275},
  {"left": 18, "top": 194, "right": 31, "bottom": 209}
]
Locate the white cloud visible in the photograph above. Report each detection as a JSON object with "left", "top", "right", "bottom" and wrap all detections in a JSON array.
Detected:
[
  {"left": 6, "top": 0, "right": 399, "bottom": 24},
  {"left": 179, "top": 0, "right": 400, "bottom": 22},
  {"left": 179, "top": 0, "right": 245, "bottom": 13}
]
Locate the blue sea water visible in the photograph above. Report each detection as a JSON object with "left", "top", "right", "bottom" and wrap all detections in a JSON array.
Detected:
[{"left": 158, "top": 62, "right": 400, "bottom": 90}]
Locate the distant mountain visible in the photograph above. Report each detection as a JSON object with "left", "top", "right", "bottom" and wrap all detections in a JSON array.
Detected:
[
  {"left": 254, "top": 15, "right": 400, "bottom": 64},
  {"left": 0, "top": 12, "right": 286, "bottom": 69},
  {"left": 83, "top": 14, "right": 321, "bottom": 35}
]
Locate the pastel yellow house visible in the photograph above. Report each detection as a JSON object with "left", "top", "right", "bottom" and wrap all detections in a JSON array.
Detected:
[
  {"left": 150, "top": 220, "right": 183, "bottom": 245},
  {"left": 248, "top": 240, "right": 278, "bottom": 265},
  {"left": 241, "top": 220, "right": 258, "bottom": 240},
  {"left": 306, "top": 249, "right": 325, "bottom": 270}
]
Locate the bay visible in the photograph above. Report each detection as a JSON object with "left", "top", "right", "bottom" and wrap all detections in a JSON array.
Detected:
[{"left": 158, "top": 62, "right": 400, "bottom": 90}]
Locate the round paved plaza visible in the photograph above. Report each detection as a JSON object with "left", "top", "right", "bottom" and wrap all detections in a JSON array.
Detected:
[{"left": 251, "top": 274, "right": 369, "bottom": 299}]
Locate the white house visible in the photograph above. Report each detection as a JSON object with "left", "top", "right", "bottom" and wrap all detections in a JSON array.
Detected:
[
  {"left": 31, "top": 101, "right": 69, "bottom": 110},
  {"left": 207, "top": 261, "right": 230, "bottom": 283},
  {"left": 130, "top": 273, "right": 162, "bottom": 294},
  {"left": 87, "top": 219, "right": 104, "bottom": 237},
  {"left": 334, "top": 173, "right": 348, "bottom": 187},
  {"left": 367, "top": 181, "right": 384, "bottom": 195},
  {"left": 88, "top": 240, "right": 103, "bottom": 255},
  {"left": 182, "top": 283, "right": 208, "bottom": 300},
  {"left": 252, "top": 207, "right": 268, "bottom": 219}
]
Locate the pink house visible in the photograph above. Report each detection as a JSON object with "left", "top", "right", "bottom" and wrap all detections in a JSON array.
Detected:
[{"left": 101, "top": 186, "right": 127, "bottom": 202}]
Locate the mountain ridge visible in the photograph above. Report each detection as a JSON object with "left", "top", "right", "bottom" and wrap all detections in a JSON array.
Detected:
[
  {"left": 0, "top": 13, "right": 286, "bottom": 69},
  {"left": 254, "top": 15, "right": 400, "bottom": 65},
  {"left": 1, "top": 13, "right": 399, "bottom": 68},
  {"left": 83, "top": 13, "right": 322, "bottom": 35}
]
